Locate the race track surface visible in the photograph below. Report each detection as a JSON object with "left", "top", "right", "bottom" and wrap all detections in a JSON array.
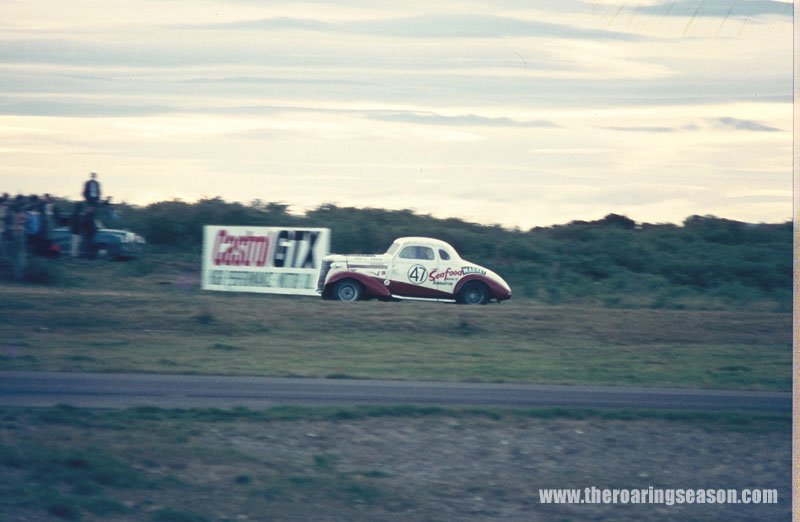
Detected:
[{"left": 0, "top": 371, "right": 790, "bottom": 412}]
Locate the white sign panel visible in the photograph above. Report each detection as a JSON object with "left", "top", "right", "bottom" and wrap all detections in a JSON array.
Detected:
[{"left": 202, "top": 226, "right": 330, "bottom": 295}]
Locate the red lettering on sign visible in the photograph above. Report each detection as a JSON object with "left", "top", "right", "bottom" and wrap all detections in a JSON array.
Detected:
[
  {"left": 428, "top": 267, "right": 463, "bottom": 283},
  {"left": 212, "top": 230, "right": 270, "bottom": 267}
]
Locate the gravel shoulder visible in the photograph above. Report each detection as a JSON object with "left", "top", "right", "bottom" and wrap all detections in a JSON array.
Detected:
[{"left": 195, "top": 416, "right": 790, "bottom": 521}]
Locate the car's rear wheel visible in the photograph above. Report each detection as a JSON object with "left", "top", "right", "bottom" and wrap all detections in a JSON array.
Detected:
[
  {"left": 333, "top": 279, "right": 363, "bottom": 302},
  {"left": 458, "top": 281, "right": 489, "bottom": 305}
]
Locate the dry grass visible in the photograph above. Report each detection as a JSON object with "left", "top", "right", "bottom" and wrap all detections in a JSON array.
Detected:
[{"left": 0, "top": 266, "right": 791, "bottom": 390}]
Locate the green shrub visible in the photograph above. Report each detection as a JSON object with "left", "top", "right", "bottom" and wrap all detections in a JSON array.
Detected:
[{"left": 39, "top": 199, "right": 792, "bottom": 309}]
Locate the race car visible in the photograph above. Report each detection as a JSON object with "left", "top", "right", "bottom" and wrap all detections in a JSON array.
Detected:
[{"left": 317, "top": 237, "right": 511, "bottom": 304}]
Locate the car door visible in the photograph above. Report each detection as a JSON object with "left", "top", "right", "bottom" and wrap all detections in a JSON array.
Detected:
[
  {"left": 428, "top": 246, "right": 463, "bottom": 297},
  {"left": 387, "top": 243, "right": 440, "bottom": 297}
]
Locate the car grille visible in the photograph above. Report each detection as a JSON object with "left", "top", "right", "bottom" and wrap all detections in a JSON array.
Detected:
[{"left": 317, "top": 260, "right": 332, "bottom": 293}]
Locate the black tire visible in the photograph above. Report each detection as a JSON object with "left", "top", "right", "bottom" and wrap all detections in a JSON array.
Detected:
[
  {"left": 333, "top": 279, "right": 363, "bottom": 302},
  {"left": 458, "top": 281, "right": 489, "bottom": 305}
]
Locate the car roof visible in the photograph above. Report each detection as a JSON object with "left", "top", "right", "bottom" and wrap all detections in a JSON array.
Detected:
[{"left": 393, "top": 237, "right": 454, "bottom": 250}]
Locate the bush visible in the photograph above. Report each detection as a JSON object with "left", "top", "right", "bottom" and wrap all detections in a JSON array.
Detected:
[{"left": 27, "top": 199, "right": 793, "bottom": 309}]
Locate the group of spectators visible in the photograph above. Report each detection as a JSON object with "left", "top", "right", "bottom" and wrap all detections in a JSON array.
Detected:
[{"left": 1, "top": 173, "right": 108, "bottom": 280}]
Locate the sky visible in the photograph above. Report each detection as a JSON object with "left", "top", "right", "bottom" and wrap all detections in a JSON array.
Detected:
[{"left": 0, "top": 0, "right": 794, "bottom": 229}]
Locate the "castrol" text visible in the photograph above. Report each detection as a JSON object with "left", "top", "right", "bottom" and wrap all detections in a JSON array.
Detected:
[{"left": 212, "top": 230, "right": 270, "bottom": 267}]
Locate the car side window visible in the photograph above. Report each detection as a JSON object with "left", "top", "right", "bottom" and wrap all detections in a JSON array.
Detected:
[
  {"left": 399, "top": 246, "right": 434, "bottom": 260},
  {"left": 398, "top": 246, "right": 415, "bottom": 259},
  {"left": 439, "top": 249, "right": 451, "bottom": 261}
]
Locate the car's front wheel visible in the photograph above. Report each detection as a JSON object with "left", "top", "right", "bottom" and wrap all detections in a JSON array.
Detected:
[
  {"left": 333, "top": 279, "right": 363, "bottom": 302},
  {"left": 458, "top": 281, "right": 489, "bottom": 305}
]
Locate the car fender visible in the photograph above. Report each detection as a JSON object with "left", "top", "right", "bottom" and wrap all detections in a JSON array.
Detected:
[
  {"left": 325, "top": 271, "right": 391, "bottom": 299},
  {"left": 454, "top": 274, "right": 512, "bottom": 301}
]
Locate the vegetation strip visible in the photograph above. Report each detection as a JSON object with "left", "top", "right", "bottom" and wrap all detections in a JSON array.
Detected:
[
  {"left": 2, "top": 200, "right": 792, "bottom": 310},
  {"left": 5, "top": 404, "right": 790, "bottom": 432},
  {"left": 2, "top": 279, "right": 791, "bottom": 390}
]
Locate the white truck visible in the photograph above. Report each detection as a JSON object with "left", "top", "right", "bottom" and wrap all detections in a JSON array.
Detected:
[{"left": 317, "top": 237, "right": 512, "bottom": 304}]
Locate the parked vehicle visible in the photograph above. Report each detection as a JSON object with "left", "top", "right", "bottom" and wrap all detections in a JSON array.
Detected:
[
  {"left": 318, "top": 237, "right": 511, "bottom": 304},
  {"left": 50, "top": 227, "right": 146, "bottom": 259}
]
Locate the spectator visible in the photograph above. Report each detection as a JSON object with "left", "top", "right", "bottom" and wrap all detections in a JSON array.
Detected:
[
  {"left": 9, "top": 196, "right": 29, "bottom": 279},
  {"left": 83, "top": 172, "right": 101, "bottom": 205},
  {"left": 81, "top": 204, "right": 98, "bottom": 259},
  {"left": 36, "top": 194, "right": 60, "bottom": 257},
  {"left": 24, "top": 195, "right": 41, "bottom": 253},
  {"left": 0, "top": 193, "right": 9, "bottom": 260},
  {"left": 70, "top": 202, "right": 83, "bottom": 258}
]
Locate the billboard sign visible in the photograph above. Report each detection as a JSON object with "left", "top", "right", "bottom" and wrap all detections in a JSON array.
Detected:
[{"left": 202, "top": 226, "right": 330, "bottom": 295}]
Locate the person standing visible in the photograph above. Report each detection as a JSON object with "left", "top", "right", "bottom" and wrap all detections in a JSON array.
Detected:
[
  {"left": 70, "top": 202, "right": 83, "bottom": 258},
  {"left": 81, "top": 205, "right": 98, "bottom": 259},
  {"left": 0, "top": 193, "right": 9, "bottom": 261},
  {"left": 40, "top": 194, "right": 60, "bottom": 256},
  {"left": 24, "top": 195, "right": 41, "bottom": 254},
  {"left": 83, "top": 172, "right": 101, "bottom": 206},
  {"left": 10, "top": 197, "right": 29, "bottom": 279}
]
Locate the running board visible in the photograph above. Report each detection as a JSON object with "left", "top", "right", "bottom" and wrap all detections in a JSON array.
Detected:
[{"left": 391, "top": 294, "right": 457, "bottom": 303}]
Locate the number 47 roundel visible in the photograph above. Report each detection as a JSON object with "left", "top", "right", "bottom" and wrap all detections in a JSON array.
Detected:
[{"left": 407, "top": 264, "right": 428, "bottom": 285}]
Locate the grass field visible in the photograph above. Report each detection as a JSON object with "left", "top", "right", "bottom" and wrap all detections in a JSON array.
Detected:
[
  {"left": 0, "top": 405, "right": 790, "bottom": 522},
  {"left": 0, "top": 255, "right": 791, "bottom": 391},
  {"left": 1, "top": 256, "right": 792, "bottom": 521}
]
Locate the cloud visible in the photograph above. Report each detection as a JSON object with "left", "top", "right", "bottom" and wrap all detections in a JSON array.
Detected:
[
  {"left": 199, "top": 16, "right": 333, "bottom": 32},
  {"left": 603, "top": 122, "right": 703, "bottom": 133},
  {"left": 630, "top": 0, "right": 792, "bottom": 19},
  {"left": 182, "top": 76, "right": 375, "bottom": 87},
  {"left": 604, "top": 125, "right": 677, "bottom": 133},
  {"left": 368, "top": 111, "right": 558, "bottom": 128},
  {"left": 0, "top": 38, "right": 202, "bottom": 67},
  {"left": 353, "top": 14, "right": 643, "bottom": 40},
  {"left": 0, "top": 0, "right": 791, "bottom": 228},
  {"left": 186, "top": 13, "right": 641, "bottom": 41},
  {"left": 712, "top": 117, "right": 782, "bottom": 132},
  {"left": 1, "top": 100, "right": 173, "bottom": 117}
]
